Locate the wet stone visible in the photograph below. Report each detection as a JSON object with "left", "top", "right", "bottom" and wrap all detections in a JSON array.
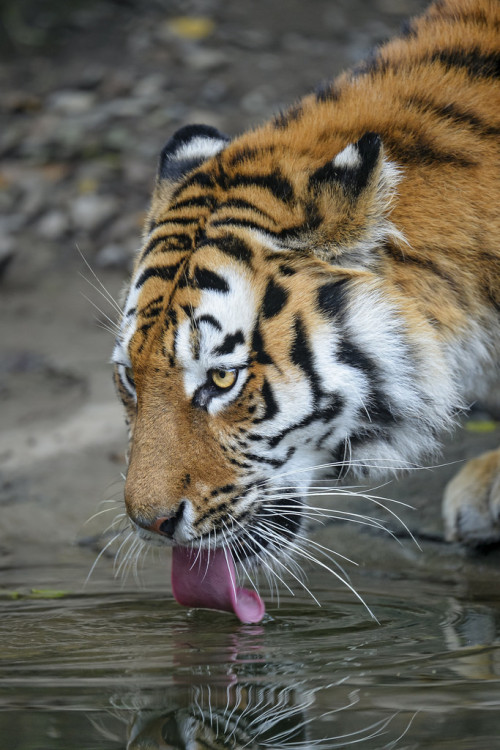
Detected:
[
  {"left": 95, "top": 243, "right": 132, "bottom": 270},
  {"left": 70, "top": 194, "right": 119, "bottom": 233},
  {"left": 47, "top": 90, "right": 96, "bottom": 115},
  {"left": 37, "top": 211, "right": 70, "bottom": 241}
]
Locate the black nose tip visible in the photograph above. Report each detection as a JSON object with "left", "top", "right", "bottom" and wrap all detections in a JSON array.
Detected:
[{"left": 147, "top": 501, "right": 185, "bottom": 539}]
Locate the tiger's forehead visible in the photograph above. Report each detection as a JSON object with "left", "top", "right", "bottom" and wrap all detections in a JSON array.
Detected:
[{"left": 117, "top": 237, "right": 263, "bottom": 366}]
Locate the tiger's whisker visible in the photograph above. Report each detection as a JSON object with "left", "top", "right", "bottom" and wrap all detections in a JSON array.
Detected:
[
  {"left": 81, "top": 292, "right": 121, "bottom": 333},
  {"left": 85, "top": 530, "right": 124, "bottom": 586},
  {"left": 76, "top": 245, "right": 123, "bottom": 316}
]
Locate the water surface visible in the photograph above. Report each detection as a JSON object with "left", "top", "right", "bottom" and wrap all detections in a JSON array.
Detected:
[{"left": 2, "top": 559, "right": 500, "bottom": 749}]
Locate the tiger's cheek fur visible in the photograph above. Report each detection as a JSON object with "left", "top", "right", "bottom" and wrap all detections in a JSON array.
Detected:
[{"left": 124, "top": 366, "right": 241, "bottom": 533}]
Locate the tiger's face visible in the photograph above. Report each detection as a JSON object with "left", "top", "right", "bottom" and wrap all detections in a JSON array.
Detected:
[
  {"left": 113, "top": 123, "right": 446, "bottom": 575},
  {"left": 115, "top": 219, "right": 352, "bottom": 561}
]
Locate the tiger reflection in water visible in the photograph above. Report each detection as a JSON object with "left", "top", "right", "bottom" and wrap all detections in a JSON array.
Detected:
[{"left": 123, "top": 683, "right": 407, "bottom": 750}]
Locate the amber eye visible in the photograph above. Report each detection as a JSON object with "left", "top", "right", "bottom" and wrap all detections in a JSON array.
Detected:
[
  {"left": 210, "top": 368, "right": 237, "bottom": 390},
  {"left": 124, "top": 366, "right": 135, "bottom": 387}
]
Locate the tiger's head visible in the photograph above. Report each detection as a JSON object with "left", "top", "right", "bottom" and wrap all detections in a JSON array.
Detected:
[{"left": 113, "top": 122, "right": 451, "bottom": 590}]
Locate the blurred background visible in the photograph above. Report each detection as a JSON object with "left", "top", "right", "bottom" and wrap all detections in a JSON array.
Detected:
[{"left": 3, "top": 0, "right": 476, "bottom": 588}]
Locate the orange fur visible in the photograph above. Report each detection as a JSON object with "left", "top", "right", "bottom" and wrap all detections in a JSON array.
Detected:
[{"left": 117, "top": 0, "right": 500, "bottom": 548}]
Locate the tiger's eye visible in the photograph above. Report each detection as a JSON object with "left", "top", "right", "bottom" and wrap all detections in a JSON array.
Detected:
[
  {"left": 211, "top": 368, "right": 237, "bottom": 389},
  {"left": 124, "top": 367, "right": 135, "bottom": 386}
]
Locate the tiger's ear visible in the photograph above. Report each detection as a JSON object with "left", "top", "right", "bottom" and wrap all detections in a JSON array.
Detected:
[
  {"left": 148, "top": 124, "right": 230, "bottom": 226},
  {"left": 307, "top": 132, "right": 402, "bottom": 268},
  {"left": 158, "top": 124, "right": 230, "bottom": 183}
]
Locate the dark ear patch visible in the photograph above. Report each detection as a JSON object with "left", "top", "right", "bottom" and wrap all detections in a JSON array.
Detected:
[
  {"left": 310, "top": 132, "right": 382, "bottom": 196},
  {"left": 158, "top": 124, "right": 230, "bottom": 182}
]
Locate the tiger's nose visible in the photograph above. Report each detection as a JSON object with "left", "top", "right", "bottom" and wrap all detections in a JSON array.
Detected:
[{"left": 146, "top": 501, "right": 186, "bottom": 539}]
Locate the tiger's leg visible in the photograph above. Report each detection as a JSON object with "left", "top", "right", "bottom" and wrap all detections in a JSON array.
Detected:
[{"left": 443, "top": 448, "right": 500, "bottom": 545}]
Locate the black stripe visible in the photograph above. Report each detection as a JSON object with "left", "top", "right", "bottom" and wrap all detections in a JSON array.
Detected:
[
  {"left": 291, "top": 316, "right": 322, "bottom": 401},
  {"left": 171, "top": 170, "right": 214, "bottom": 199},
  {"left": 273, "top": 104, "right": 303, "bottom": 129},
  {"left": 217, "top": 198, "right": 277, "bottom": 224},
  {"left": 140, "top": 306, "right": 161, "bottom": 320},
  {"left": 193, "top": 267, "right": 229, "bottom": 293},
  {"left": 213, "top": 330, "right": 245, "bottom": 356},
  {"left": 431, "top": 9, "right": 498, "bottom": 30},
  {"left": 384, "top": 245, "right": 464, "bottom": 296},
  {"left": 226, "top": 147, "right": 259, "bottom": 166},
  {"left": 337, "top": 337, "right": 377, "bottom": 378},
  {"left": 210, "top": 483, "right": 236, "bottom": 497},
  {"left": 262, "top": 278, "right": 289, "bottom": 318},
  {"left": 243, "top": 446, "right": 295, "bottom": 468},
  {"left": 196, "top": 314, "right": 222, "bottom": 331},
  {"left": 252, "top": 323, "right": 274, "bottom": 366},
  {"left": 168, "top": 195, "right": 215, "bottom": 211},
  {"left": 366, "top": 387, "right": 401, "bottom": 425},
  {"left": 317, "top": 279, "right": 350, "bottom": 322},
  {"left": 195, "top": 500, "right": 230, "bottom": 527},
  {"left": 139, "top": 295, "right": 163, "bottom": 317},
  {"left": 315, "top": 81, "right": 341, "bottom": 102},
  {"left": 253, "top": 378, "right": 279, "bottom": 423},
  {"left": 136, "top": 321, "right": 154, "bottom": 351},
  {"left": 430, "top": 48, "right": 500, "bottom": 80},
  {"left": 268, "top": 394, "right": 343, "bottom": 449},
  {"left": 352, "top": 46, "right": 500, "bottom": 85},
  {"left": 211, "top": 217, "right": 275, "bottom": 234},
  {"left": 279, "top": 264, "right": 296, "bottom": 276},
  {"left": 152, "top": 216, "right": 198, "bottom": 226},
  {"left": 199, "top": 235, "right": 253, "bottom": 266},
  {"left": 141, "top": 233, "right": 191, "bottom": 260},
  {"left": 226, "top": 172, "right": 294, "bottom": 204},
  {"left": 405, "top": 95, "right": 500, "bottom": 138},
  {"left": 135, "top": 263, "right": 181, "bottom": 289},
  {"left": 382, "top": 132, "right": 474, "bottom": 167}
]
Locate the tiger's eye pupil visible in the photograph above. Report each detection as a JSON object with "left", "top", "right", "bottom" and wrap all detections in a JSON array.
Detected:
[{"left": 211, "top": 368, "right": 237, "bottom": 389}]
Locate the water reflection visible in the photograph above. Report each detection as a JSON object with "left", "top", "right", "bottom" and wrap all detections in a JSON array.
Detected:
[
  {"left": 110, "top": 619, "right": 414, "bottom": 749},
  {"left": 443, "top": 598, "right": 500, "bottom": 680},
  {"left": 120, "top": 681, "right": 410, "bottom": 750},
  {"left": 2, "top": 582, "right": 500, "bottom": 748}
]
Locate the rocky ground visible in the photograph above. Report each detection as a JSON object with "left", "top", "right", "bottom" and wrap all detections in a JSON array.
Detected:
[{"left": 1, "top": 0, "right": 499, "bottom": 594}]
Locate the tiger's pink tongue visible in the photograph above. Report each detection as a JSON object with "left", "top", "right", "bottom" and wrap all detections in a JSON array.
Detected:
[{"left": 171, "top": 546, "right": 265, "bottom": 624}]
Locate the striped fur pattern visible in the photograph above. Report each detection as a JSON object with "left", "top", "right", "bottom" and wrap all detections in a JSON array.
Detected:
[{"left": 114, "top": 0, "right": 500, "bottom": 566}]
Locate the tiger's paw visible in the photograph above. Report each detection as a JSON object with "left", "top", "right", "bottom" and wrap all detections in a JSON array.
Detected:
[{"left": 443, "top": 448, "right": 500, "bottom": 546}]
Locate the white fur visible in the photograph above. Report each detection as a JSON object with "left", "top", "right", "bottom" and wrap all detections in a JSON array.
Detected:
[
  {"left": 333, "top": 143, "right": 361, "bottom": 169},
  {"left": 177, "top": 265, "right": 257, "bottom": 415},
  {"left": 172, "top": 136, "right": 227, "bottom": 163}
]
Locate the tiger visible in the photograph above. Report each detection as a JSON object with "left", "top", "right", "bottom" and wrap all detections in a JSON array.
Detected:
[{"left": 113, "top": 0, "right": 500, "bottom": 616}]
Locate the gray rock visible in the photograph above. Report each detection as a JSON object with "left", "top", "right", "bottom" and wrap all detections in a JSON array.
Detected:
[
  {"left": 47, "top": 90, "right": 96, "bottom": 115},
  {"left": 95, "top": 243, "right": 131, "bottom": 269},
  {"left": 37, "top": 210, "right": 70, "bottom": 241},
  {"left": 70, "top": 195, "right": 119, "bottom": 233},
  {"left": 185, "top": 48, "right": 228, "bottom": 71}
]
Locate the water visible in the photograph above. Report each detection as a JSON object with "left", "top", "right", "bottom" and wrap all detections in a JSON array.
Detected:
[{"left": 2, "top": 563, "right": 500, "bottom": 749}]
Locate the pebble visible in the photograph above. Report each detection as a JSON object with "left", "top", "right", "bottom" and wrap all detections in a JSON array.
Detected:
[
  {"left": 70, "top": 195, "right": 119, "bottom": 233},
  {"left": 95, "top": 243, "right": 132, "bottom": 269},
  {"left": 37, "top": 211, "right": 70, "bottom": 241},
  {"left": 185, "top": 48, "right": 228, "bottom": 71},
  {"left": 47, "top": 90, "right": 96, "bottom": 115}
]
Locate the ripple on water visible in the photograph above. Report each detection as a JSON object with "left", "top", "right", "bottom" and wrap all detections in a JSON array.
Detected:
[{"left": 1, "top": 576, "right": 500, "bottom": 749}]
